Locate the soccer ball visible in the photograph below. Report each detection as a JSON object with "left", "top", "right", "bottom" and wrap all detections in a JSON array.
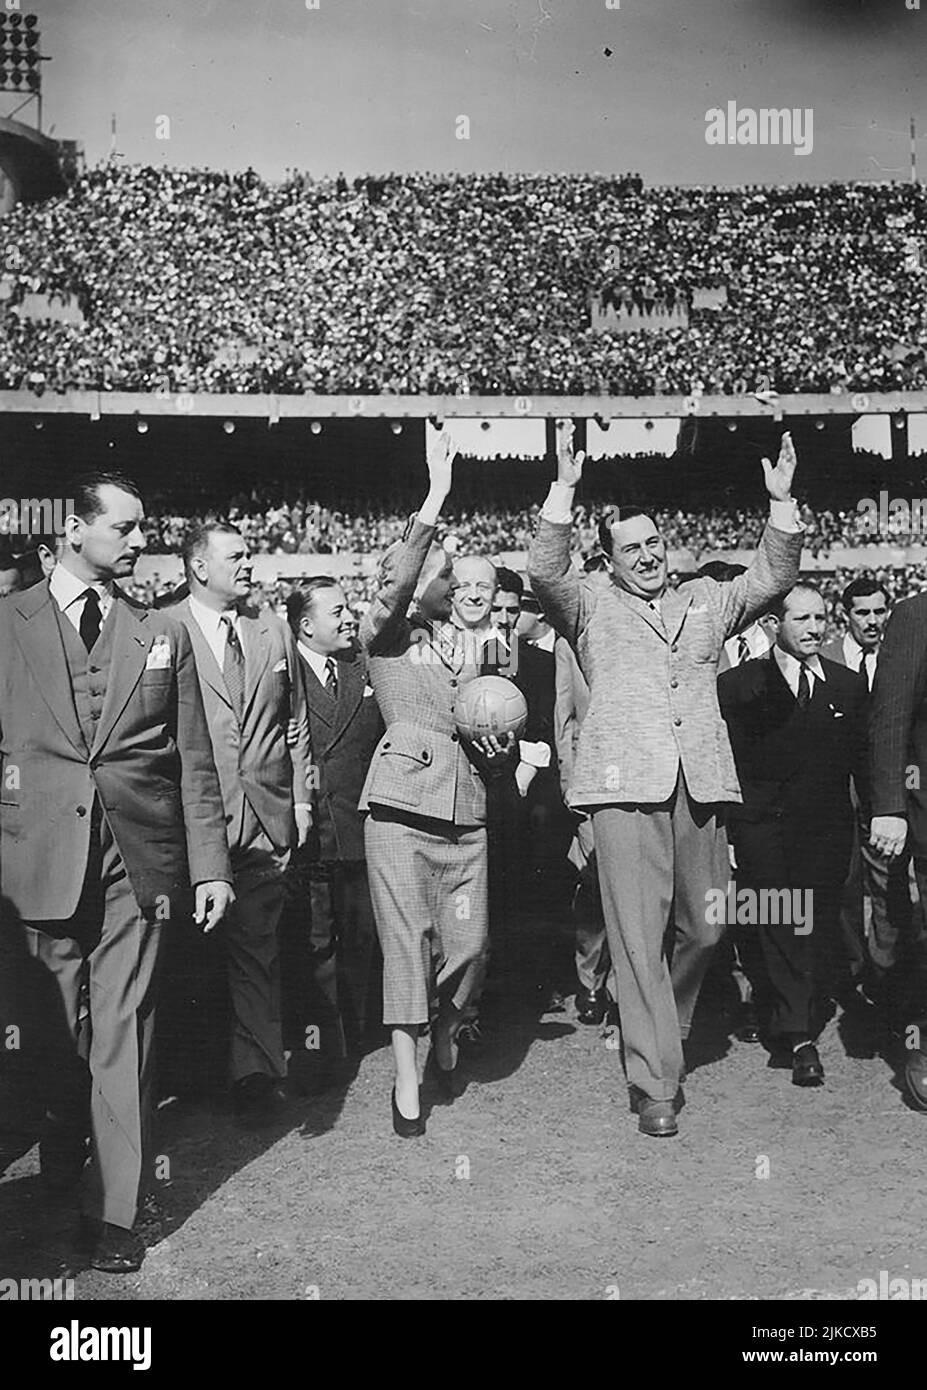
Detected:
[{"left": 453, "top": 675, "right": 527, "bottom": 742}]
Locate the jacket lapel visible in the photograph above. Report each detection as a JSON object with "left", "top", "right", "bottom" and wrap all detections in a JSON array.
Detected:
[
  {"left": 615, "top": 586, "right": 667, "bottom": 642},
  {"left": 663, "top": 587, "right": 695, "bottom": 646},
  {"left": 241, "top": 612, "right": 271, "bottom": 725},
  {"left": 91, "top": 591, "right": 151, "bottom": 755},
  {"left": 175, "top": 599, "right": 233, "bottom": 710},
  {"left": 328, "top": 657, "right": 366, "bottom": 752},
  {"left": 299, "top": 650, "right": 335, "bottom": 728},
  {"left": 11, "top": 580, "right": 88, "bottom": 757}
]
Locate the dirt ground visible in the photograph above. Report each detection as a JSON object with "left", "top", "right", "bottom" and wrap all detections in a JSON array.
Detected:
[{"left": 2, "top": 934, "right": 925, "bottom": 1303}]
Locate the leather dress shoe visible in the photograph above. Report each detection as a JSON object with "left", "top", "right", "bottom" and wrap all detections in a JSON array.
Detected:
[
  {"left": 391, "top": 1087, "right": 425, "bottom": 1138},
  {"left": 233, "top": 1073, "right": 288, "bottom": 1125},
  {"left": 636, "top": 1096, "right": 678, "bottom": 1137},
  {"left": 82, "top": 1219, "right": 145, "bottom": 1274},
  {"left": 426, "top": 1049, "right": 463, "bottom": 1099},
  {"left": 904, "top": 1047, "right": 927, "bottom": 1111},
  {"left": 791, "top": 1042, "right": 824, "bottom": 1087},
  {"left": 575, "top": 988, "right": 608, "bottom": 1026},
  {"left": 738, "top": 1003, "right": 761, "bottom": 1044}
]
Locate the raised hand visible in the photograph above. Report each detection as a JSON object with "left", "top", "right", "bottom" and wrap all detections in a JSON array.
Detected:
[
  {"left": 425, "top": 423, "right": 457, "bottom": 500},
  {"left": 761, "top": 430, "right": 797, "bottom": 502},
  {"left": 555, "top": 417, "right": 585, "bottom": 488}
]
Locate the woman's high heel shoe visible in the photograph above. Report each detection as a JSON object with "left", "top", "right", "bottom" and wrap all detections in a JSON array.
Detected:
[{"left": 391, "top": 1087, "right": 425, "bottom": 1138}]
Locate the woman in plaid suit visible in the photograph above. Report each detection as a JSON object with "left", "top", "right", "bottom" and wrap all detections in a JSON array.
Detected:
[{"left": 358, "top": 430, "right": 517, "bottom": 1136}]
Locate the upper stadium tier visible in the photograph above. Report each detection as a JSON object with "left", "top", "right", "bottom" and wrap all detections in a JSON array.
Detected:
[{"left": 0, "top": 166, "right": 925, "bottom": 397}]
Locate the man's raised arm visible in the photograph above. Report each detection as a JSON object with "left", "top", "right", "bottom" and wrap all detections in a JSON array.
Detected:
[
  {"left": 717, "top": 431, "right": 805, "bottom": 638},
  {"left": 359, "top": 426, "right": 457, "bottom": 652},
  {"left": 528, "top": 418, "right": 591, "bottom": 647}
]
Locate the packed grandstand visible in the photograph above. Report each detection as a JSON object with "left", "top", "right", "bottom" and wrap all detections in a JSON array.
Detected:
[{"left": 0, "top": 166, "right": 925, "bottom": 397}]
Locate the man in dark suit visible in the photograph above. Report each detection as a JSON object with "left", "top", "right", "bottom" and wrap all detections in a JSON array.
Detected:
[
  {"left": 869, "top": 589, "right": 927, "bottom": 1110},
  {"left": 285, "top": 578, "right": 384, "bottom": 1089},
  {"left": 0, "top": 471, "right": 233, "bottom": 1271},
  {"left": 822, "top": 578, "right": 925, "bottom": 1009},
  {"left": 169, "top": 524, "right": 312, "bottom": 1122},
  {"left": 719, "top": 584, "right": 868, "bottom": 1086}
]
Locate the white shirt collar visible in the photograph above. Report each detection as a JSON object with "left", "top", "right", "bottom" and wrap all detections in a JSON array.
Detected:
[
  {"left": 843, "top": 633, "right": 877, "bottom": 669},
  {"left": 188, "top": 593, "right": 239, "bottom": 639},
  {"left": 49, "top": 562, "right": 113, "bottom": 613},
  {"left": 298, "top": 640, "right": 336, "bottom": 685},
  {"left": 773, "top": 645, "right": 826, "bottom": 696},
  {"left": 725, "top": 622, "right": 771, "bottom": 663}
]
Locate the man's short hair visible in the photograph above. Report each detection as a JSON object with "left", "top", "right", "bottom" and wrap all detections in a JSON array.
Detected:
[
  {"left": 69, "top": 471, "right": 142, "bottom": 523},
  {"left": 841, "top": 577, "right": 890, "bottom": 613},
  {"left": 597, "top": 504, "right": 655, "bottom": 557},
  {"left": 286, "top": 576, "right": 342, "bottom": 631},
  {"left": 493, "top": 566, "right": 524, "bottom": 599},
  {"left": 181, "top": 520, "right": 244, "bottom": 580},
  {"left": 696, "top": 560, "right": 747, "bottom": 582},
  {"left": 770, "top": 582, "right": 822, "bottom": 620}
]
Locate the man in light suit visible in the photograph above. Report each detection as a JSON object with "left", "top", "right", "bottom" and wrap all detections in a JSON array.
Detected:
[
  {"left": 529, "top": 422, "right": 803, "bottom": 1137},
  {"left": 285, "top": 578, "right": 383, "bottom": 1090},
  {"left": 0, "top": 471, "right": 233, "bottom": 1271},
  {"left": 169, "top": 523, "right": 312, "bottom": 1121}
]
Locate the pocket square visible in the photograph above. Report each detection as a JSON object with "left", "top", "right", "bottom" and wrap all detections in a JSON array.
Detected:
[
  {"left": 145, "top": 637, "right": 172, "bottom": 670},
  {"left": 828, "top": 705, "right": 845, "bottom": 718},
  {"left": 273, "top": 658, "right": 287, "bottom": 673}
]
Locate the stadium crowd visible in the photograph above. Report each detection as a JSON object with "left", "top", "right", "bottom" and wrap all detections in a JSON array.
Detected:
[
  {"left": 141, "top": 492, "right": 916, "bottom": 559},
  {"left": 0, "top": 166, "right": 925, "bottom": 396}
]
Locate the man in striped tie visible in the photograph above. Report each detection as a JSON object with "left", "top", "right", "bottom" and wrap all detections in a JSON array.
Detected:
[{"left": 168, "top": 524, "right": 313, "bottom": 1122}]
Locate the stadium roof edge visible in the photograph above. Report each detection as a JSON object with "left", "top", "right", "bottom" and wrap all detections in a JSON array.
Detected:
[{"left": 1, "top": 390, "right": 925, "bottom": 418}]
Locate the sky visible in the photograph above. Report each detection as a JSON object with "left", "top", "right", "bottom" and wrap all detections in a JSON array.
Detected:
[{"left": 11, "top": 0, "right": 927, "bottom": 183}]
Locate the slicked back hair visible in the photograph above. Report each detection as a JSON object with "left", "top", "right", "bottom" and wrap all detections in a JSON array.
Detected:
[
  {"left": 769, "top": 582, "right": 822, "bottom": 621},
  {"left": 841, "top": 577, "right": 890, "bottom": 613},
  {"left": 597, "top": 504, "right": 657, "bottom": 558},
  {"left": 493, "top": 566, "right": 524, "bottom": 599},
  {"left": 182, "top": 520, "right": 244, "bottom": 581},
  {"left": 286, "top": 576, "right": 342, "bottom": 632},
  {"left": 69, "top": 470, "right": 142, "bottom": 523}
]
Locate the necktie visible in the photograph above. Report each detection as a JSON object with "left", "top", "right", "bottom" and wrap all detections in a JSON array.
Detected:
[
  {"left": 858, "top": 650, "right": 873, "bottom": 691},
  {"left": 221, "top": 614, "right": 246, "bottom": 717},
  {"left": 796, "top": 663, "right": 811, "bottom": 711},
  {"left": 737, "top": 634, "right": 750, "bottom": 665},
  {"left": 324, "top": 657, "right": 337, "bottom": 696},
  {"left": 79, "top": 588, "right": 102, "bottom": 652}
]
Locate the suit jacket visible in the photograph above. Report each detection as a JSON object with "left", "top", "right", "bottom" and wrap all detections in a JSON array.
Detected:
[
  {"left": 358, "top": 518, "right": 487, "bottom": 826},
  {"left": 820, "top": 637, "right": 846, "bottom": 667},
  {"left": 0, "top": 580, "right": 231, "bottom": 921},
  {"left": 480, "top": 634, "right": 558, "bottom": 807},
  {"left": 554, "top": 635, "right": 589, "bottom": 801},
  {"left": 870, "top": 593, "right": 927, "bottom": 856},
  {"left": 718, "top": 652, "right": 868, "bottom": 887},
  {"left": 528, "top": 516, "right": 803, "bottom": 807},
  {"left": 169, "top": 598, "right": 312, "bottom": 854},
  {"left": 296, "top": 647, "right": 384, "bottom": 862}
]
